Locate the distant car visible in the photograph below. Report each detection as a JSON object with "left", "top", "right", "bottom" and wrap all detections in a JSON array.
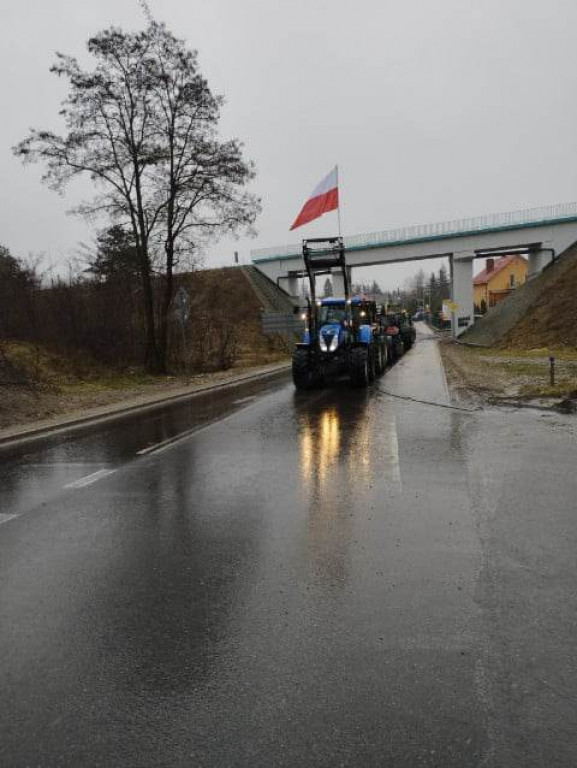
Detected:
[{"left": 413, "top": 311, "right": 424, "bottom": 322}]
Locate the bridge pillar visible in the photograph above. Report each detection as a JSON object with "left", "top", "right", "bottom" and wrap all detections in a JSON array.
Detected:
[
  {"left": 451, "top": 253, "right": 475, "bottom": 337},
  {"left": 528, "top": 248, "right": 553, "bottom": 279},
  {"left": 278, "top": 274, "right": 299, "bottom": 297},
  {"left": 332, "top": 267, "right": 352, "bottom": 297}
]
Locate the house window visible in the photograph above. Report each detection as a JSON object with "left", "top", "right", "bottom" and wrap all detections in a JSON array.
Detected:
[{"left": 510, "top": 273, "right": 516, "bottom": 288}]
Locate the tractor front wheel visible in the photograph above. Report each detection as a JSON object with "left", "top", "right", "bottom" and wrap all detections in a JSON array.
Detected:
[
  {"left": 350, "top": 347, "right": 370, "bottom": 388},
  {"left": 292, "top": 349, "right": 316, "bottom": 390}
]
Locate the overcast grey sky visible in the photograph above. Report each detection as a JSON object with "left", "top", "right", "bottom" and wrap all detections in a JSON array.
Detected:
[{"left": 2, "top": 0, "right": 577, "bottom": 288}]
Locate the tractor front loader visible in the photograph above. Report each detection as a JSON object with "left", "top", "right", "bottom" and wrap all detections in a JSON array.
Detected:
[{"left": 292, "top": 237, "right": 387, "bottom": 390}]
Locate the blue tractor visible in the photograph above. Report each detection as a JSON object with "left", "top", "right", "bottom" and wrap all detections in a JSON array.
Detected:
[{"left": 292, "top": 237, "right": 388, "bottom": 389}]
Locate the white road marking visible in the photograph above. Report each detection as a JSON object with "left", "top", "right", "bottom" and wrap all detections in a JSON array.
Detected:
[
  {"left": 136, "top": 425, "right": 202, "bottom": 456},
  {"left": 63, "top": 469, "right": 117, "bottom": 489},
  {"left": 0, "top": 514, "right": 18, "bottom": 526},
  {"left": 137, "top": 394, "right": 267, "bottom": 457},
  {"left": 233, "top": 396, "right": 256, "bottom": 405},
  {"left": 26, "top": 462, "right": 107, "bottom": 468}
]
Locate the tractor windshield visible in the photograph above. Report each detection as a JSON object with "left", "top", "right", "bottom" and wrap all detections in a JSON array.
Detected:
[{"left": 317, "top": 305, "right": 346, "bottom": 325}]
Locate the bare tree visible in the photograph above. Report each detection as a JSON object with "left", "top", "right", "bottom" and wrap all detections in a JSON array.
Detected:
[
  {"left": 14, "top": 21, "right": 260, "bottom": 372},
  {"left": 143, "top": 23, "right": 261, "bottom": 365}
]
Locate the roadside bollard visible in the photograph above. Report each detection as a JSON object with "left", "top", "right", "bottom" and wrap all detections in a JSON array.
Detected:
[{"left": 549, "top": 355, "right": 555, "bottom": 387}]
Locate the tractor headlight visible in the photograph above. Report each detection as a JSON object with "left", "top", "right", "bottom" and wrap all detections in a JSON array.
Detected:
[
  {"left": 319, "top": 335, "right": 328, "bottom": 351},
  {"left": 329, "top": 334, "right": 339, "bottom": 352}
]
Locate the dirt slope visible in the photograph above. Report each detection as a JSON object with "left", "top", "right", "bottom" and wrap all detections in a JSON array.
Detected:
[
  {"left": 178, "top": 265, "right": 296, "bottom": 320},
  {"left": 241, "top": 266, "right": 298, "bottom": 313},
  {"left": 502, "top": 252, "right": 577, "bottom": 348},
  {"left": 461, "top": 242, "right": 577, "bottom": 348}
]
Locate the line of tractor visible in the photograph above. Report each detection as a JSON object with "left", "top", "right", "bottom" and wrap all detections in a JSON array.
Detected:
[{"left": 292, "top": 237, "right": 416, "bottom": 390}]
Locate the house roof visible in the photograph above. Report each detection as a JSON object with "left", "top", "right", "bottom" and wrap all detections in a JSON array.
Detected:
[{"left": 473, "top": 255, "right": 527, "bottom": 285}]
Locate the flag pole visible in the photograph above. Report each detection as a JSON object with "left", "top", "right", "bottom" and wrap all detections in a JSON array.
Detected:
[{"left": 336, "top": 164, "right": 342, "bottom": 239}]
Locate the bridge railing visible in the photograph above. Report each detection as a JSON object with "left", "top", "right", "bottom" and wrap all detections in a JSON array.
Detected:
[{"left": 252, "top": 202, "right": 577, "bottom": 261}]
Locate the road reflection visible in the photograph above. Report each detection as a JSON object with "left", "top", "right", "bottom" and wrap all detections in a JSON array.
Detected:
[
  {"left": 298, "top": 397, "right": 365, "bottom": 587},
  {"left": 298, "top": 392, "right": 402, "bottom": 588},
  {"left": 299, "top": 408, "right": 341, "bottom": 489}
]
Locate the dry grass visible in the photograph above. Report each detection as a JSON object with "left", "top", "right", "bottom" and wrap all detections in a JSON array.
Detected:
[
  {"left": 0, "top": 265, "right": 292, "bottom": 430},
  {"left": 0, "top": 339, "right": 288, "bottom": 430},
  {"left": 502, "top": 254, "right": 577, "bottom": 349},
  {"left": 439, "top": 341, "right": 577, "bottom": 405}
]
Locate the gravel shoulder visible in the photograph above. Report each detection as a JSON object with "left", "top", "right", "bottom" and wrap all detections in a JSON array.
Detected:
[{"left": 439, "top": 340, "right": 577, "bottom": 410}]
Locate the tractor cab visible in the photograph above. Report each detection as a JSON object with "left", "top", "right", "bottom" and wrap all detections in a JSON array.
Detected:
[{"left": 312, "top": 296, "right": 377, "bottom": 354}]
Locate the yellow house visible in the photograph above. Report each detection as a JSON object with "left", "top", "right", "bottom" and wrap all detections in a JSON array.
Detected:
[{"left": 474, "top": 255, "right": 528, "bottom": 311}]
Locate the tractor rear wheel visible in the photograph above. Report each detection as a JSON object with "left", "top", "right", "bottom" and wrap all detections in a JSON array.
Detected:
[
  {"left": 292, "top": 349, "right": 315, "bottom": 390},
  {"left": 368, "top": 348, "right": 376, "bottom": 382},
  {"left": 382, "top": 341, "right": 389, "bottom": 371},
  {"left": 350, "top": 347, "right": 370, "bottom": 388},
  {"left": 374, "top": 342, "right": 385, "bottom": 375}
]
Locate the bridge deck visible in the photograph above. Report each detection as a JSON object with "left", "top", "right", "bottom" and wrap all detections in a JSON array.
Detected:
[{"left": 252, "top": 202, "right": 577, "bottom": 263}]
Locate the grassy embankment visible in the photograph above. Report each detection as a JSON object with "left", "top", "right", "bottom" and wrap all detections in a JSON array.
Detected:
[
  {"left": 0, "top": 265, "right": 294, "bottom": 431},
  {"left": 0, "top": 338, "right": 288, "bottom": 431}
]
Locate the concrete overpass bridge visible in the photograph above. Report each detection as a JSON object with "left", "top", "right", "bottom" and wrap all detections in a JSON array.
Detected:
[{"left": 251, "top": 202, "right": 577, "bottom": 335}]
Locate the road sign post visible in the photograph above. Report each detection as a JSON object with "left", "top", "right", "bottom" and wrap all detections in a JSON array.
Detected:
[{"left": 175, "top": 286, "right": 191, "bottom": 373}]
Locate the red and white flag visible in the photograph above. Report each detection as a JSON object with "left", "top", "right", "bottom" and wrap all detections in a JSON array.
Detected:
[{"left": 290, "top": 166, "right": 339, "bottom": 231}]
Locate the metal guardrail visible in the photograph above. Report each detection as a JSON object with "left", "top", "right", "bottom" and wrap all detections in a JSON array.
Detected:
[{"left": 252, "top": 202, "right": 577, "bottom": 262}]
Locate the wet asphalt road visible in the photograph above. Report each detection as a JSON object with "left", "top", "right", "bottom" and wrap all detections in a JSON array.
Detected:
[{"left": 1, "top": 334, "right": 576, "bottom": 767}]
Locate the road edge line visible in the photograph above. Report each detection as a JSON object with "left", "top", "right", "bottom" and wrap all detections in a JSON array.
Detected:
[{"left": 0, "top": 363, "right": 290, "bottom": 451}]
